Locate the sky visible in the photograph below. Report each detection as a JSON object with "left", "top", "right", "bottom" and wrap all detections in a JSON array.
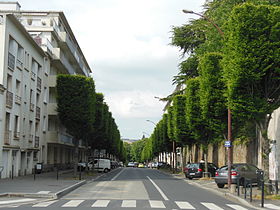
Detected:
[{"left": 18, "top": 0, "right": 206, "bottom": 139}]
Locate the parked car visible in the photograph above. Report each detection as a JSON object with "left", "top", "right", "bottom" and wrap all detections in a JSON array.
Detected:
[
  {"left": 151, "top": 162, "right": 158, "bottom": 168},
  {"left": 138, "top": 163, "right": 145, "bottom": 168},
  {"left": 214, "top": 163, "right": 262, "bottom": 188},
  {"left": 157, "top": 162, "right": 170, "bottom": 169},
  {"left": 183, "top": 162, "right": 218, "bottom": 179},
  {"left": 77, "top": 161, "right": 93, "bottom": 171},
  {"left": 93, "top": 159, "right": 111, "bottom": 173},
  {"left": 127, "top": 162, "right": 135, "bottom": 167}
]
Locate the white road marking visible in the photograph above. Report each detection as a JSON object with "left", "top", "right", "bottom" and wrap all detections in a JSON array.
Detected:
[
  {"left": 32, "top": 200, "right": 57, "bottom": 207},
  {"left": 147, "top": 176, "right": 169, "bottom": 201},
  {"left": 0, "top": 198, "right": 35, "bottom": 205},
  {"left": 37, "top": 191, "right": 51, "bottom": 194},
  {"left": 111, "top": 168, "right": 124, "bottom": 181},
  {"left": 91, "top": 200, "right": 110, "bottom": 207},
  {"left": 201, "top": 202, "right": 224, "bottom": 210},
  {"left": 121, "top": 200, "right": 136, "bottom": 207},
  {"left": 264, "top": 204, "right": 280, "bottom": 209},
  {"left": 149, "top": 200, "right": 165, "bottom": 208},
  {"left": 175, "top": 201, "right": 195, "bottom": 209},
  {"left": 226, "top": 204, "right": 248, "bottom": 210},
  {"left": 62, "top": 200, "right": 84, "bottom": 207}
]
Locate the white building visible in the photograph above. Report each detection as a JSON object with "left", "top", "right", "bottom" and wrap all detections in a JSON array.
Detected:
[
  {"left": 0, "top": 1, "right": 93, "bottom": 177},
  {"left": 0, "top": 10, "right": 50, "bottom": 178}
]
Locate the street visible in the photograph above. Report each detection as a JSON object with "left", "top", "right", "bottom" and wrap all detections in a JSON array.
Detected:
[{"left": 12, "top": 167, "right": 254, "bottom": 210}]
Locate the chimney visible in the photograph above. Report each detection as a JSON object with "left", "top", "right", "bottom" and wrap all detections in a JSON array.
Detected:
[{"left": 0, "top": 2, "right": 21, "bottom": 11}]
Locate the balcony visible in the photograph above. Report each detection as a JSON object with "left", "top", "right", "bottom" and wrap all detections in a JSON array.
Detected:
[
  {"left": 29, "top": 134, "right": 33, "bottom": 143},
  {"left": 36, "top": 106, "right": 40, "bottom": 120},
  {"left": 37, "top": 77, "right": 42, "bottom": 91},
  {"left": 14, "top": 131, "right": 20, "bottom": 139},
  {"left": 52, "top": 48, "right": 75, "bottom": 74},
  {"left": 31, "top": 71, "right": 36, "bottom": 80},
  {"left": 4, "top": 130, "right": 11, "bottom": 145},
  {"left": 46, "top": 131, "right": 73, "bottom": 145},
  {"left": 34, "top": 136, "right": 39, "bottom": 148},
  {"left": 39, "top": 37, "right": 54, "bottom": 57},
  {"left": 48, "top": 75, "right": 56, "bottom": 87},
  {"left": 16, "top": 59, "right": 23, "bottom": 70},
  {"left": 6, "top": 91, "right": 13, "bottom": 108},
  {"left": 8, "top": 52, "right": 15, "bottom": 70},
  {"left": 15, "top": 95, "right": 21, "bottom": 105}
]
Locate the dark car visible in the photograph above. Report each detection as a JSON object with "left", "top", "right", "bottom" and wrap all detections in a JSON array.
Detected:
[
  {"left": 183, "top": 162, "right": 218, "bottom": 179},
  {"left": 214, "top": 163, "right": 262, "bottom": 188}
]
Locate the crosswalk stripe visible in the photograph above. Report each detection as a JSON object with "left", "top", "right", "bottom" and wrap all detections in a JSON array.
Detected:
[
  {"left": 32, "top": 200, "right": 57, "bottom": 207},
  {"left": 0, "top": 198, "right": 35, "bottom": 205},
  {"left": 227, "top": 204, "right": 248, "bottom": 210},
  {"left": 149, "top": 200, "right": 165, "bottom": 208},
  {"left": 201, "top": 202, "right": 224, "bottom": 210},
  {"left": 175, "top": 201, "right": 195, "bottom": 209},
  {"left": 62, "top": 200, "right": 84, "bottom": 207},
  {"left": 264, "top": 204, "right": 280, "bottom": 209},
  {"left": 91, "top": 200, "right": 110, "bottom": 207},
  {"left": 121, "top": 200, "right": 136, "bottom": 207}
]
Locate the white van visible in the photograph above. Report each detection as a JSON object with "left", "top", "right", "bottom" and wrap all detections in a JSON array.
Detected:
[{"left": 93, "top": 159, "right": 111, "bottom": 173}]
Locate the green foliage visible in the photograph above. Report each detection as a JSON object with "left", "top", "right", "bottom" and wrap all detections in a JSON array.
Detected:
[
  {"left": 173, "top": 95, "right": 189, "bottom": 145},
  {"left": 185, "top": 78, "right": 202, "bottom": 142},
  {"left": 199, "top": 52, "right": 227, "bottom": 142},
  {"left": 223, "top": 3, "right": 280, "bottom": 123},
  {"left": 56, "top": 75, "right": 96, "bottom": 140}
]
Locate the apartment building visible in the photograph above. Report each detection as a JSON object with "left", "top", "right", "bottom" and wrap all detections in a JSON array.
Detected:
[
  {"left": 0, "top": 1, "right": 92, "bottom": 177},
  {"left": 0, "top": 10, "right": 50, "bottom": 178}
]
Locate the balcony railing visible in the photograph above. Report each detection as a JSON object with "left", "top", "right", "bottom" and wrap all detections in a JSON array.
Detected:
[
  {"left": 16, "top": 59, "right": 23, "bottom": 70},
  {"left": 36, "top": 106, "right": 40, "bottom": 120},
  {"left": 8, "top": 52, "right": 15, "bottom": 70},
  {"left": 37, "top": 77, "right": 41, "bottom": 91},
  {"left": 15, "top": 95, "right": 21, "bottom": 105},
  {"left": 31, "top": 71, "right": 36, "bottom": 80},
  {"left": 29, "top": 134, "right": 33, "bottom": 143},
  {"left": 30, "top": 103, "right": 34, "bottom": 111},
  {"left": 6, "top": 91, "right": 13, "bottom": 108},
  {"left": 34, "top": 136, "right": 39, "bottom": 148},
  {"left": 14, "top": 131, "right": 20, "bottom": 139},
  {"left": 4, "top": 130, "right": 11, "bottom": 145}
]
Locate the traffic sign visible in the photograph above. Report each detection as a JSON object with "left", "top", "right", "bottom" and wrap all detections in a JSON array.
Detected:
[{"left": 225, "top": 141, "right": 231, "bottom": 147}]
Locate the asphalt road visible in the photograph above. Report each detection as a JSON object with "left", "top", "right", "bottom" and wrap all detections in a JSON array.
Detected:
[{"left": 14, "top": 167, "right": 255, "bottom": 210}]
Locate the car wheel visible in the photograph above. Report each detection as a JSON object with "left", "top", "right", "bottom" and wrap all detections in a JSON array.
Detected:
[
  {"left": 185, "top": 174, "right": 188, "bottom": 178},
  {"left": 239, "top": 178, "right": 244, "bottom": 186},
  {"left": 217, "top": 183, "right": 225, "bottom": 188},
  {"left": 188, "top": 177, "right": 193, "bottom": 180},
  {"left": 104, "top": 168, "right": 109, "bottom": 173}
]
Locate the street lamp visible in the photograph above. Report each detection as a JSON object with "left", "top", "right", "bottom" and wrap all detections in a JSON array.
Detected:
[
  {"left": 146, "top": 120, "right": 156, "bottom": 126},
  {"left": 183, "top": 9, "right": 233, "bottom": 188}
]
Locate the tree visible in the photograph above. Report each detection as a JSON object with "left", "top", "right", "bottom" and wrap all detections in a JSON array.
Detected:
[
  {"left": 223, "top": 3, "right": 280, "bottom": 176},
  {"left": 56, "top": 75, "right": 96, "bottom": 176}
]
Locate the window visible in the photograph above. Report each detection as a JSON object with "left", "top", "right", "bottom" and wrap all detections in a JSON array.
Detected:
[
  {"left": 14, "top": 115, "right": 19, "bottom": 139},
  {"left": 43, "top": 87, "right": 47, "bottom": 104},
  {"left": 8, "top": 37, "right": 16, "bottom": 70},
  {"left": 24, "top": 52, "right": 30, "bottom": 70},
  {"left": 43, "top": 116, "right": 47, "bottom": 132},
  {"left": 15, "top": 80, "right": 21, "bottom": 104},
  {"left": 16, "top": 44, "right": 24, "bottom": 69}
]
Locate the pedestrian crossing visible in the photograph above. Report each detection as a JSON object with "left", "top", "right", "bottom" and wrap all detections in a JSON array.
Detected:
[{"left": 17, "top": 199, "right": 263, "bottom": 209}]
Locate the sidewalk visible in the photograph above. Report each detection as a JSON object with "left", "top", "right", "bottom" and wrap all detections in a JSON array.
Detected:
[
  {"left": 0, "top": 169, "right": 99, "bottom": 200},
  {"left": 171, "top": 172, "right": 280, "bottom": 210}
]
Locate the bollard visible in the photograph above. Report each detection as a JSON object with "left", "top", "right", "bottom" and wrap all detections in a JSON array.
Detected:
[
  {"left": 12, "top": 165, "right": 14, "bottom": 180},
  {"left": 57, "top": 167, "right": 59, "bottom": 180},
  {"left": 237, "top": 178, "right": 240, "bottom": 196},
  {"left": 244, "top": 179, "right": 247, "bottom": 200},
  {"left": 249, "top": 180, "right": 252, "bottom": 202},
  {"left": 79, "top": 165, "right": 82, "bottom": 180},
  {"left": 275, "top": 180, "right": 279, "bottom": 195},
  {"left": 34, "top": 165, "right": 36, "bottom": 180},
  {"left": 261, "top": 180, "right": 264, "bottom": 208}
]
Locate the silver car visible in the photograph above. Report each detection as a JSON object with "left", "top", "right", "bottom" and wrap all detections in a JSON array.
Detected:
[{"left": 214, "top": 163, "right": 262, "bottom": 188}]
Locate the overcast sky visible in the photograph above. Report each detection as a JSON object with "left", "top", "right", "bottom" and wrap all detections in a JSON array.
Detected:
[{"left": 19, "top": 0, "right": 206, "bottom": 139}]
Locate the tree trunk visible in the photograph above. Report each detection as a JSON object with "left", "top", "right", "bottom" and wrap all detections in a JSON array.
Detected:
[{"left": 73, "top": 138, "right": 79, "bottom": 177}]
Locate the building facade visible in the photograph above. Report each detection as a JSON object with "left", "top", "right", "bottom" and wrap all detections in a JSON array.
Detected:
[{"left": 0, "top": 1, "right": 92, "bottom": 178}]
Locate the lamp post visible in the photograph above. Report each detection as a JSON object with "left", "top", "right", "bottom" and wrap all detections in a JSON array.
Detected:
[
  {"left": 146, "top": 120, "right": 156, "bottom": 126},
  {"left": 183, "top": 9, "right": 232, "bottom": 188}
]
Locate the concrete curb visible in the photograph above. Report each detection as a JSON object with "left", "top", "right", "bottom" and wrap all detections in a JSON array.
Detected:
[
  {"left": 158, "top": 170, "right": 262, "bottom": 210},
  {"left": 54, "top": 180, "right": 86, "bottom": 199}
]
